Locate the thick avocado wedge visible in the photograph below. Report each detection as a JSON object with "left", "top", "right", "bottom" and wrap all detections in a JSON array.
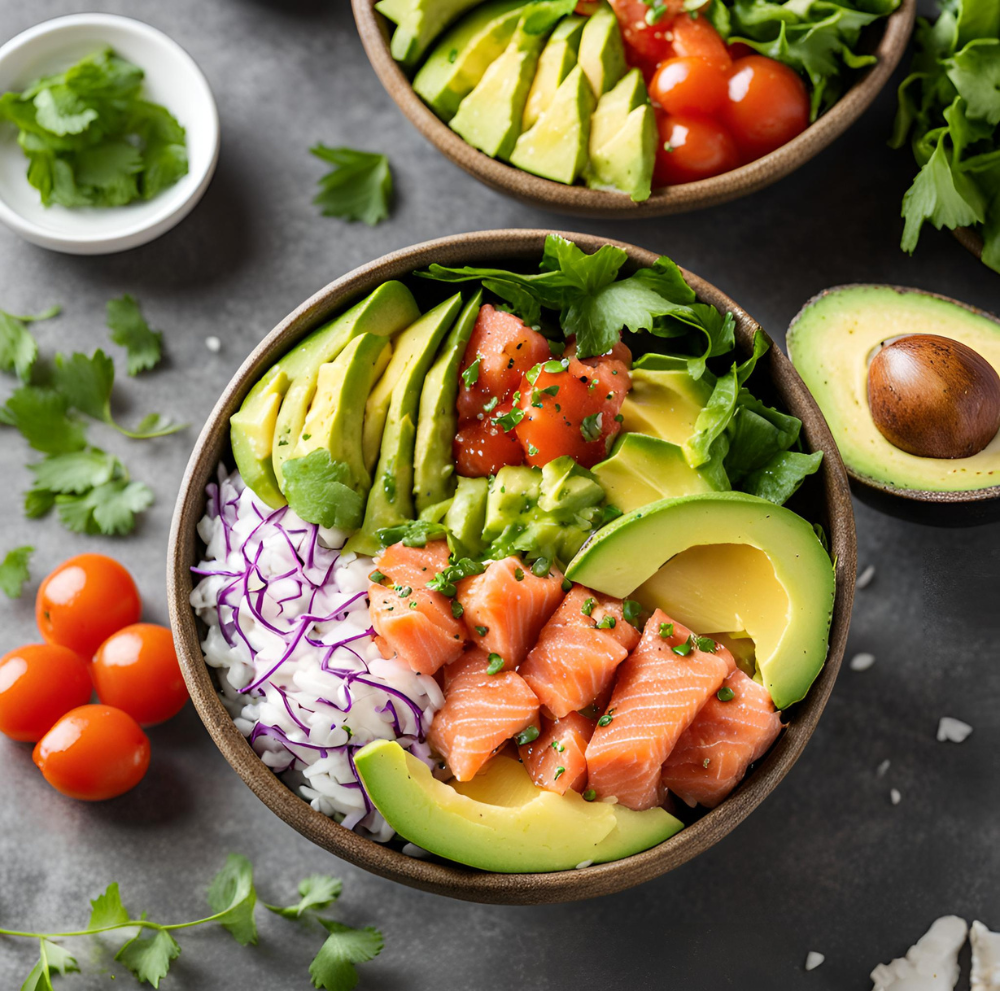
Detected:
[
  {"left": 619, "top": 367, "right": 713, "bottom": 449},
  {"left": 238, "top": 281, "right": 418, "bottom": 505},
  {"left": 281, "top": 333, "right": 392, "bottom": 528},
  {"left": 585, "top": 68, "right": 656, "bottom": 201},
  {"left": 349, "top": 294, "right": 465, "bottom": 555},
  {"left": 266, "top": 281, "right": 420, "bottom": 506},
  {"left": 593, "top": 432, "right": 726, "bottom": 513},
  {"left": 788, "top": 285, "right": 1000, "bottom": 494},
  {"left": 377, "top": 0, "right": 483, "bottom": 71},
  {"left": 444, "top": 475, "right": 489, "bottom": 557},
  {"left": 577, "top": 1, "right": 627, "bottom": 97},
  {"left": 522, "top": 14, "right": 586, "bottom": 130},
  {"left": 509, "top": 64, "right": 596, "bottom": 184},
  {"left": 414, "top": 1, "right": 527, "bottom": 121},
  {"left": 354, "top": 743, "right": 682, "bottom": 872},
  {"left": 449, "top": 19, "right": 550, "bottom": 161},
  {"left": 566, "top": 492, "right": 835, "bottom": 709},
  {"left": 413, "top": 290, "right": 482, "bottom": 514}
]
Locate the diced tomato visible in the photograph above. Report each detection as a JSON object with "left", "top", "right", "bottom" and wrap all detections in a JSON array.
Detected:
[
  {"left": 456, "top": 306, "right": 552, "bottom": 421},
  {"left": 655, "top": 112, "right": 740, "bottom": 185},
  {"left": 669, "top": 13, "right": 731, "bottom": 67},
  {"left": 454, "top": 402, "right": 525, "bottom": 477},
  {"left": 721, "top": 55, "right": 810, "bottom": 162},
  {"left": 566, "top": 338, "right": 633, "bottom": 371},
  {"left": 650, "top": 56, "right": 728, "bottom": 117},
  {"left": 611, "top": 0, "right": 681, "bottom": 66},
  {"left": 514, "top": 357, "right": 629, "bottom": 469}
]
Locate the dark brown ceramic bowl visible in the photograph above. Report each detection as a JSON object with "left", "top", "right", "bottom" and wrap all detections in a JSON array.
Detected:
[
  {"left": 955, "top": 227, "right": 986, "bottom": 267},
  {"left": 351, "top": 0, "right": 915, "bottom": 218},
  {"left": 788, "top": 284, "right": 1000, "bottom": 528},
  {"left": 167, "top": 230, "right": 857, "bottom": 904}
]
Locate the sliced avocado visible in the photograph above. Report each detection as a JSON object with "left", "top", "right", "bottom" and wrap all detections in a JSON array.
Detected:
[
  {"left": 349, "top": 295, "right": 465, "bottom": 555},
  {"left": 538, "top": 455, "right": 604, "bottom": 514},
  {"left": 484, "top": 465, "right": 543, "bottom": 539},
  {"left": 509, "top": 64, "right": 596, "bottom": 184},
  {"left": 377, "top": 0, "right": 483, "bottom": 72},
  {"left": 354, "top": 743, "right": 682, "bottom": 872},
  {"left": 585, "top": 68, "right": 656, "bottom": 201},
  {"left": 286, "top": 333, "right": 392, "bottom": 504},
  {"left": 449, "top": 19, "right": 549, "bottom": 161},
  {"left": 787, "top": 285, "right": 1000, "bottom": 494},
  {"left": 414, "top": 1, "right": 527, "bottom": 121},
  {"left": 231, "top": 281, "right": 418, "bottom": 508},
  {"left": 593, "top": 432, "right": 726, "bottom": 513},
  {"left": 522, "top": 15, "right": 586, "bottom": 130},
  {"left": 577, "top": 1, "right": 627, "bottom": 98},
  {"left": 566, "top": 491, "right": 835, "bottom": 709},
  {"left": 413, "top": 290, "right": 482, "bottom": 514},
  {"left": 619, "top": 367, "right": 713, "bottom": 448},
  {"left": 443, "top": 475, "right": 489, "bottom": 557}
]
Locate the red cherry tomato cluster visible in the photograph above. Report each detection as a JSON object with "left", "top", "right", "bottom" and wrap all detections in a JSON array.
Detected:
[
  {"left": 611, "top": 3, "right": 810, "bottom": 184},
  {"left": 0, "top": 554, "right": 189, "bottom": 801},
  {"left": 453, "top": 306, "right": 631, "bottom": 477}
]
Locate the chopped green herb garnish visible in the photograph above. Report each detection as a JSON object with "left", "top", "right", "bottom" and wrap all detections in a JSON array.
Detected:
[
  {"left": 527, "top": 442, "right": 539, "bottom": 456},
  {"left": 614, "top": 413, "right": 624, "bottom": 423},
  {"left": 475, "top": 625, "right": 488, "bottom": 636},
  {"left": 451, "top": 599, "right": 464, "bottom": 619},
  {"left": 368, "top": 570, "right": 385, "bottom": 583},
  {"left": 492, "top": 406, "right": 524, "bottom": 432},
  {"left": 486, "top": 653, "right": 504, "bottom": 675},
  {"left": 695, "top": 636, "right": 717, "bottom": 653},
  {"left": 597, "top": 711, "right": 614, "bottom": 727},
  {"left": 672, "top": 637, "right": 694, "bottom": 656},
  {"left": 396, "top": 585, "right": 412, "bottom": 598},
  {"left": 531, "top": 557, "right": 551, "bottom": 578},
  {"left": 526, "top": 364, "right": 542, "bottom": 385},
  {"left": 703, "top": 757, "right": 711, "bottom": 768},
  {"left": 383, "top": 471, "right": 396, "bottom": 502},
  {"left": 583, "top": 789, "right": 596, "bottom": 801},
  {"left": 483, "top": 395, "right": 499, "bottom": 413},
  {"left": 554, "top": 766, "right": 565, "bottom": 781},
  {"left": 461, "top": 356, "right": 481, "bottom": 389},
  {"left": 541, "top": 385, "right": 559, "bottom": 396},
  {"left": 426, "top": 557, "right": 485, "bottom": 597},
  {"left": 580, "top": 412, "right": 603, "bottom": 442},
  {"left": 448, "top": 48, "right": 458, "bottom": 62},
  {"left": 543, "top": 359, "right": 569, "bottom": 373},
  {"left": 552, "top": 740, "right": 565, "bottom": 753},
  {"left": 596, "top": 615, "right": 616, "bottom": 629},
  {"left": 581, "top": 597, "right": 596, "bottom": 617},
  {"left": 409, "top": 601, "right": 417, "bottom": 609},
  {"left": 717, "top": 686, "right": 735, "bottom": 702},
  {"left": 622, "top": 599, "right": 641, "bottom": 626},
  {"left": 514, "top": 567, "right": 524, "bottom": 581},
  {"left": 658, "top": 622, "right": 674, "bottom": 639},
  {"left": 515, "top": 725, "right": 539, "bottom": 746}
]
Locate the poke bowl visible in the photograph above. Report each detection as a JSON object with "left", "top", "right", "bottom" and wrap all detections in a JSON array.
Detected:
[
  {"left": 167, "top": 229, "right": 856, "bottom": 904},
  {"left": 351, "top": 0, "right": 915, "bottom": 218}
]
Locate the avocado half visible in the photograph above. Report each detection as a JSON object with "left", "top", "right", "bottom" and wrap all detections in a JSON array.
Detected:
[
  {"left": 566, "top": 491, "right": 835, "bottom": 710},
  {"left": 787, "top": 285, "right": 1000, "bottom": 526}
]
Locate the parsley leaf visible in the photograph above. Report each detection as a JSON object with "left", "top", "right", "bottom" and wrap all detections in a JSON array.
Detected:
[
  {"left": 0, "top": 314, "right": 37, "bottom": 382},
  {"left": 86, "top": 882, "right": 130, "bottom": 931},
  {"left": 309, "top": 921, "right": 384, "bottom": 991},
  {"left": 206, "top": 853, "right": 258, "bottom": 946},
  {"left": 0, "top": 545, "right": 33, "bottom": 598},
  {"left": 116, "top": 930, "right": 182, "bottom": 988},
  {"left": 29, "top": 448, "right": 118, "bottom": 494},
  {"left": 55, "top": 479, "right": 154, "bottom": 536},
  {"left": 22, "top": 939, "right": 79, "bottom": 991},
  {"left": 283, "top": 450, "right": 365, "bottom": 531},
  {"left": 106, "top": 294, "right": 163, "bottom": 375},
  {"left": 311, "top": 145, "right": 392, "bottom": 226},
  {"left": 0, "top": 386, "right": 87, "bottom": 454},
  {"left": 266, "top": 876, "right": 343, "bottom": 920}
]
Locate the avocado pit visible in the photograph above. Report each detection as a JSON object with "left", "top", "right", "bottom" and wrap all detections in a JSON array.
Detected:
[{"left": 867, "top": 334, "right": 1000, "bottom": 460}]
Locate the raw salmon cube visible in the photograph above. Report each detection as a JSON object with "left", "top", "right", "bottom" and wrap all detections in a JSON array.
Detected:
[
  {"left": 427, "top": 648, "right": 540, "bottom": 781},
  {"left": 369, "top": 584, "right": 466, "bottom": 676},
  {"left": 374, "top": 540, "right": 451, "bottom": 589},
  {"left": 661, "top": 669, "right": 782, "bottom": 809},
  {"left": 585, "top": 610, "right": 736, "bottom": 811},
  {"left": 457, "top": 557, "right": 565, "bottom": 670},
  {"left": 519, "top": 711, "right": 595, "bottom": 795}
]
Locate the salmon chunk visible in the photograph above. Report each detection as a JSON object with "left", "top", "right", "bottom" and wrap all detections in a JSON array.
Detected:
[
  {"left": 457, "top": 557, "right": 565, "bottom": 670},
  {"left": 519, "top": 711, "right": 595, "bottom": 795},
  {"left": 661, "top": 669, "right": 782, "bottom": 809},
  {"left": 369, "top": 587, "right": 466, "bottom": 677},
  {"left": 519, "top": 585, "right": 638, "bottom": 718},
  {"left": 585, "top": 610, "right": 736, "bottom": 811},
  {"left": 374, "top": 540, "right": 451, "bottom": 590},
  {"left": 427, "top": 649, "right": 540, "bottom": 781}
]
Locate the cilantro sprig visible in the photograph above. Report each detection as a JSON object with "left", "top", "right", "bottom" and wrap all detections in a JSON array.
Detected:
[
  {"left": 2, "top": 857, "right": 383, "bottom": 991},
  {"left": 0, "top": 545, "right": 33, "bottom": 598},
  {"left": 106, "top": 295, "right": 163, "bottom": 375},
  {"left": 0, "top": 305, "right": 59, "bottom": 382},
  {"left": 311, "top": 145, "right": 393, "bottom": 226}
]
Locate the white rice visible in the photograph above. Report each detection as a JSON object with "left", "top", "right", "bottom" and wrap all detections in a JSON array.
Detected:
[{"left": 190, "top": 467, "right": 444, "bottom": 842}]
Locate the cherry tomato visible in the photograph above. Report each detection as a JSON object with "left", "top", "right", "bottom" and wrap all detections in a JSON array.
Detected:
[
  {"left": 655, "top": 112, "right": 740, "bottom": 184},
  {"left": 0, "top": 644, "right": 92, "bottom": 742},
  {"left": 91, "top": 624, "right": 188, "bottom": 727},
  {"left": 36, "top": 555, "right": 141, "bottom": 659},
  {"left": 454, "top": 406, "right": 525, "bottom": 477},
  {"left": 668, "top": 14, "right": 731, "bottom": 67},
  {"left": 611, "top": 0, "right": 680, "bottom": 64},
  {"left": 33, "top": 704, "right": 150, "bottom": 801},
  {"left": 722, "top": 55, "right": 809, "bottom": 161},
  {"left": 650, "top": 56, "right": 728, "bottom": 116},
  {"left": 727, "top": 41, "right": 756, "bottom": 60},
  {"left": 456, "top": 305, "right": 551, "bottom": 421}
]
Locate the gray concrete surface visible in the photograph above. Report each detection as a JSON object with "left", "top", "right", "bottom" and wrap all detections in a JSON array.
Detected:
[{"left": 1, "top": 1, "right": 998, "bottom": 988}]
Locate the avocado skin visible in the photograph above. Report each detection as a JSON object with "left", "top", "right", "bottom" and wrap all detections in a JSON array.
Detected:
[
  {"left": 414, "top": 0, "right": 528, "bottom": 121},
  {"left": 566, "top": 491, "right": 835, "bottom": 709},
  {"left": 230, "top": 281, "right": 418, "bottom": 508},
  {"left": 349, "top": 294, "right": 465, "bottom": 556},
  {"left": 413, "top": 290, "right": 482, "bottom": 514}
]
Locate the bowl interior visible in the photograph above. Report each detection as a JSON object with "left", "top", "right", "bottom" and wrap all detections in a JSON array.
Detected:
[
  {"left": 168, "top": 230, "right": 857, "bottom": 904},
  {"left": 0, "top": 14, "right": 219, "bottom": 249},
  {"left": 351, "top": 0, "right": 915, "bottom": 218}
]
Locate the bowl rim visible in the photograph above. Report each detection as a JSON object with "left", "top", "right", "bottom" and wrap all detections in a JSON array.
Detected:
[
  {"left": 350, "top": 0, "right": 915, "bottom": 218},
  {"left": 787, "top": 282, "right": 1000, "bottom": 507},
  {"left": 0, "top": 12, "right": 220, "bottom": 255},
  {"left": 167, "top": 229, "right": 857, "bottom": 904}
]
